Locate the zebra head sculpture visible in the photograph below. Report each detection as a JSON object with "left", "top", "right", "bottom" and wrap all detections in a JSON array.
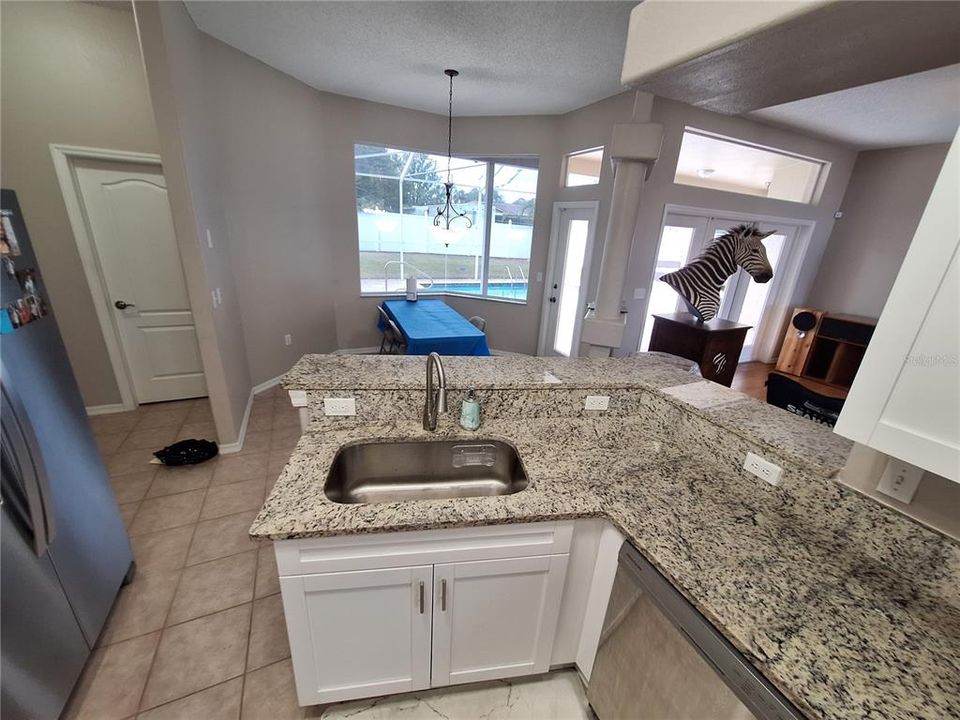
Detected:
[{"left": 659, "top": 223, "right": 775, "bottom": 323}]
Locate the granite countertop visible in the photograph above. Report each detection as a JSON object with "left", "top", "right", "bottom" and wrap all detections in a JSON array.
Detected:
[
  {"left": 282, "top": 351, "right": 704, "bottom": 390},
  {"left": 283, "top": 352, "right": 855, "bottom": 477},
  {"left": 251, "top": 413, "right": 960, "bottom": 720}
]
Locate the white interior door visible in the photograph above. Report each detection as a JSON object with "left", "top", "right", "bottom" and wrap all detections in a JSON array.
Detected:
[
  {"left": 431, "top": 555, "right": 567, "bottom": 688},
  {"left": 541, "top": 204, "right": 597, "bottom": 357},
  {"left": 74, "top": 159, "right": 206, "bottom": 404}
]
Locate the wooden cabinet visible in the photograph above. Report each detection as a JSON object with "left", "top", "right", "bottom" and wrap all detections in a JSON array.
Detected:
[
  {"left": 648, "top": 313, "right": 751, "bottom": 386},
  {"left": 277, "top": 523, "right": 573, "bottom": 706},
  {"left": 431, "top": 556, "right": 568, "bottom": 687},
  {"left": 835, "top": 132, "right": 959, "bottom": 482},
  {"left": 776, "top": 308, "right": 875, "bottom": 392}
]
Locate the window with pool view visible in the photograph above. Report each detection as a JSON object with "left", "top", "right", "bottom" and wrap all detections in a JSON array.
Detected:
[{"left": 355, "top": 144, "right": 537, "bottom": 302}]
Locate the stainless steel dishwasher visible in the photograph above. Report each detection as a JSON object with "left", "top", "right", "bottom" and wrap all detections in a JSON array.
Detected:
[{"left": 587, "top": 543, "right": 805, "bottom": 720}]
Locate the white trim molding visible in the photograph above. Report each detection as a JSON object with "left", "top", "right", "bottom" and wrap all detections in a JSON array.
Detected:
[
  {"left": 218, "top": 373, "right": 286, "bottom": 455},
  {"left": 49, "top": 144, "right": 165, "bottom": 412},
  {"left": 85, "top": 403, "right": 130, "bottom": 416}
]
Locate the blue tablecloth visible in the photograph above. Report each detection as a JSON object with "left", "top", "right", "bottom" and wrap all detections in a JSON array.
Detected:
[{"left": 379, "top": 299, "right": 490, "bottom": 356}]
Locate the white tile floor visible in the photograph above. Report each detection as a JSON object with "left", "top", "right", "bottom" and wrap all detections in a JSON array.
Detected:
[{"left": 67, "top": 389, "right": 595, "bottom": 719}]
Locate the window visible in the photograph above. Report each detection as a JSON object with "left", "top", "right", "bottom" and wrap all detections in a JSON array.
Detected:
[
  {"left": 564, "top": 148, "right": 603, "bottom": 187},
  {"left": 674, "top": 129, "right": 827, "bottom": 204},
  {"left": 355, "top": 144, "right": 537, "bottom": 302}
]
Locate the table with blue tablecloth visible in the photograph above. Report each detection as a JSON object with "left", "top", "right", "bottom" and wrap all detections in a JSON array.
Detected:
[{"left": 378, "top": 298, "right": 490, "bottom": 356}]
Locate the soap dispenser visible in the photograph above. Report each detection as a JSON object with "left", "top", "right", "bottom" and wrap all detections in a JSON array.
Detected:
[{"left": 460, "top": 388, "right": 481, "bottom": 431}]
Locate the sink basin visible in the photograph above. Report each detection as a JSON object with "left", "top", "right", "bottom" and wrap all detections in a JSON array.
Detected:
[{"left": 325, "top": 439, "right": 528, "bottom": 504}]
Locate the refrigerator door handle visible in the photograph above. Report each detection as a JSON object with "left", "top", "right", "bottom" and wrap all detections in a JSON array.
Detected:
[{"left": 0, "top": 363, "right": 56, "bottom": 555}]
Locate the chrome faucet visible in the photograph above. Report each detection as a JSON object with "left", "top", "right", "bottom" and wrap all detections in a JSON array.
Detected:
[{"left": 422, "top": 352, "right": 448, "bottom": 431}]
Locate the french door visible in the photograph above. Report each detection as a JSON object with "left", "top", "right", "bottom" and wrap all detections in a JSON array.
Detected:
[{"left": 640, "top": 211, "right": 805, "bottom": 363}]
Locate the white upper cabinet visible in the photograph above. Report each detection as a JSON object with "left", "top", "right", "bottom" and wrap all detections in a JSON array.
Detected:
[{"left": 834, "top": 132, "right": 959, "bottom": 482}]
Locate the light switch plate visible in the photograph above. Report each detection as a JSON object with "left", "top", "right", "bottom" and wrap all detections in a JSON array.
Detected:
[
  {"left": 323, "top": 398, "right": 356, "bottom": 416},
  {"left": 633, "top": 287, "right": 646, "bottom": 300},
  {"left": 584, "top": 395, "right": 610, "bottom": 411},
  {"left": 876, "top": 459, "right": 923, "bottom": 504},
  {"left": 743, "top": 452, "right": 783, "bottom": 486}
]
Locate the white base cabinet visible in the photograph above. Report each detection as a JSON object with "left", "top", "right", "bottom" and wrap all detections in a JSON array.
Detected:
[
  {"left": 276, "top": 522, "right": 573, "bottom": 707},
  {"left": 431, "top": 555, "right": 568, "bottom": 687},
  {"left": 279, "top": 566, "right": 433, "bottom": 704}
]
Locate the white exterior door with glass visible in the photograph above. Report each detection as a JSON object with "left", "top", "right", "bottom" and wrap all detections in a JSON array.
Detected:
[
  {"left": 639, "top": 211, "right": 805, "bottom": 363},
  {"left": 540, "top": 203, "right": 598, "bottom": 357}
]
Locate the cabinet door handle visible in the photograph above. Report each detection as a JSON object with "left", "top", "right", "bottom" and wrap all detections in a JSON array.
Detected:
[
  {"left": 440, "top": 579, "right": 447, "bottom": 612},
  {"left": 418, "top": 581, "right": 424, "bottom": 614}
]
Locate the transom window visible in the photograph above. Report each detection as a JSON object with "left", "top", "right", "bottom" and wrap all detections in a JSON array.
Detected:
[
  {"left": 674, "top": 129, "right": 828, "bottom": 204},
  {"left": 564, "top": 147, "right": 603, "bottom": 187},
  {"left": 355, "top": 144, "right": 538, "bottom": 302}
]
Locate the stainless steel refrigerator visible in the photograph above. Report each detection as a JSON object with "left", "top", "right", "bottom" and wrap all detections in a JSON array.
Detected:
[{"left": 1, "top": 189, "right": 134, "bottom": 720}]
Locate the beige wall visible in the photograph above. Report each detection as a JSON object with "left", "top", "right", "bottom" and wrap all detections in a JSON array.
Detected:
[
  {"left": 618, "top": 96, "right": 859, "bottom": 355},
  {"left": 0, "top": 1, "right": 161, "bottom": 407},
  {"left": 132, "top": 3, "right": 870, "bottom": 402},
  {"left": 143, "top": 10, "right": 640, "bottom": 371},
  {"left": 806, "top": 143, "right": 950, "bottom": 318},
  {"left": 136, "top": 1, "right": 252, "bottom": 443}
]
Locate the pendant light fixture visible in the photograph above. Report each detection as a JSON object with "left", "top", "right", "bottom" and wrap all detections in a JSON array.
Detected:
[{"left": 433, "top": 69, "right": 473, "bottom": 237}]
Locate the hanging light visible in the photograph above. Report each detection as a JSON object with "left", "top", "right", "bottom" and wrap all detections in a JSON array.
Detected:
[{"left": 433, "top": 69, "right": 473, "bottom": 243}]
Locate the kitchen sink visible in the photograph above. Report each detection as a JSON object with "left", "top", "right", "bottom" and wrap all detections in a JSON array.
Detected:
[{"left": 324, "top": 439, "right": 529, "bottom": 504}]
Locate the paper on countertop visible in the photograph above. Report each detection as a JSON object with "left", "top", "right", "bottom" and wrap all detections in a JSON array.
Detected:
[{"left": 542, "top": 371, "right": 563, "bottom": 384}]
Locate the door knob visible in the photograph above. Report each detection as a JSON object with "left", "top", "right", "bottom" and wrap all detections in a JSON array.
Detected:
[{"left": 114, "top": 300, "right": 135, "bottom": 310}]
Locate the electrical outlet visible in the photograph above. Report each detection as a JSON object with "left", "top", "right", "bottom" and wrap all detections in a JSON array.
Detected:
[
  {"left": 743, "top": 452, "right": 783, "bottom": 486},
  {"left": 536, "top": 272, "right": 543, "bottom": 283},
  {"left": 284, "top": 334, "right": 293, "bottom": 346},
  {"left": 215, "top": 287, "right": 222, "bottom": 305},
  {"left": 876, "top": 459, "right": 923, "bottom": 504},
  {"left": 210, "top": 290, "right": 219, "bottom": 308},
  {"left": 584, "top": 395, "right": 610, "bottom": 411},
  {"left": 323, "top": 398, "right": 356, "bottom": 416},
  {"left": 206, "top": 228, "right": 214, "bottom": 248}
]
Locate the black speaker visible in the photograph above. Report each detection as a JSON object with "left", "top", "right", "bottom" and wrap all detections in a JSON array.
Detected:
[{"left": 792, "top": 311, "right": 818, "bottom": 332}]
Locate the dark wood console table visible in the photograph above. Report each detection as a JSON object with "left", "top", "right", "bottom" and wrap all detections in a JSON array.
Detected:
[{"left": 648, "top": 313, "right": 751, "bottom": 386}]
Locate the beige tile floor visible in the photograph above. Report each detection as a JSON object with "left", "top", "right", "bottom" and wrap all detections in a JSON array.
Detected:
[
  {"left": 66, "top": 387, "right": 593, "bottom": 720},
  {"left": 65, "top": 387, "right": 311, "bottom": 720}
]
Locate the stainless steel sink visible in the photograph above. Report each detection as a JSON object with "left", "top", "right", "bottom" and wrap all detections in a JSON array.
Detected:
[{"left": 324, "top": 439, "right": 528, "bottom": 504}]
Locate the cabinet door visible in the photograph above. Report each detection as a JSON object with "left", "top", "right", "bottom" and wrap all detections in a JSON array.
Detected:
[
  {"left": 834, "top": 131, "right": 959, "bottom": 481},
  {"left": 431, "top": 554, "right": 568, "bottom": 687},
  {"left": 280, "top": 565, "right": 433, "bottom": 706}
]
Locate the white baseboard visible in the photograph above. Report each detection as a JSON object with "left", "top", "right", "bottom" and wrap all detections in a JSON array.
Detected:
[
  {"left": 219, "top": 373, "right": 286, "bottom": 455},
  {"left": 86, "top": 403, "right": 131, "bottom": 416},
  {"left": 252, "top": 373, "right": 285, "bottom": 394},
  {"left": 489, "top": 349, "right": 528, "bottom": 357},
  {"left": 332, "top": 346, "right": 381, "bottom": 355}
]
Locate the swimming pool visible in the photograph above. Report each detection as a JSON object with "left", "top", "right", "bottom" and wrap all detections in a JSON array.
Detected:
[{"left": 426, "top": 282, "right": 528, "bottom": 300}]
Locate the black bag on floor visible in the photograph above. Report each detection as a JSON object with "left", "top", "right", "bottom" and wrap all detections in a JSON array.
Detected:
[{"left": 154, "top": 438, "right": 219, "bottom": 466}]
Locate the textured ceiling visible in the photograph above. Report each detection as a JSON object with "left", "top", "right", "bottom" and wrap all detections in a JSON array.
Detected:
[
  {"left": 749, "top": 64, "right": 960, "bottom": 150},
  {"left": 185, "top": 1, "right": 637, "bottom": 116}
]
